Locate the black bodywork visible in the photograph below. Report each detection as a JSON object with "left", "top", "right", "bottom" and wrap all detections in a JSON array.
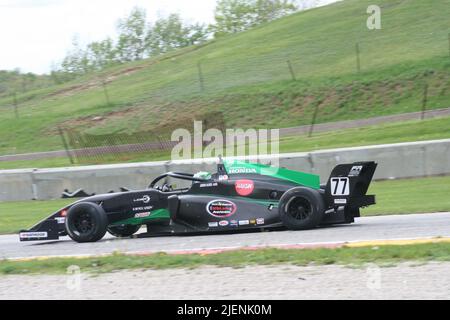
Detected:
[{"left": 19, "top": 160, "right": 377, "bottom": 242}]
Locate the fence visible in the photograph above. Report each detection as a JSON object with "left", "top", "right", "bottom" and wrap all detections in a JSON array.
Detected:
[
  {"left": 60, "top": 111, "right": 227, "bottom": 165},
  {"left": 1, "top": 26, "right": 450, "bottom": 160}
]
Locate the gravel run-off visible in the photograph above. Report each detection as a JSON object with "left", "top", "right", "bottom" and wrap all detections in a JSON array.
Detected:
[{"left": 1, "top": 262, "right": 449, "bottom": 300}]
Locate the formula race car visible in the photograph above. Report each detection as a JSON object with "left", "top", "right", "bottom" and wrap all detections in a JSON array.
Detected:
[{"left": 19, "top": 159, "right": 377, "bottom": 243}]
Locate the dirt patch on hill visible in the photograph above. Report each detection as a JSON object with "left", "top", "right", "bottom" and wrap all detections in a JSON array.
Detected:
[
  {"left": 45, "top": 66, "right": 145, "bottom": 100},
  {"left": 46, "top": 83, "right": 94, "bottom": 99},
  {"left": 58, "top": 107, "right": 145, "bottom": 131}
]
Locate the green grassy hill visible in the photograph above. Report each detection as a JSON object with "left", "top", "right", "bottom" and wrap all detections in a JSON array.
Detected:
[{"left": 1, "top": 0, "right": 450, "bottom": 156}]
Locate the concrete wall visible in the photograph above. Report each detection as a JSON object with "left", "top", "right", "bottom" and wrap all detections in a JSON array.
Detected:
[
  {"left": 1, "top": 139, "right": 449, "bottom": 202},
  {"left": 0, "top": 169, "right": 35, "bottom": 201}
]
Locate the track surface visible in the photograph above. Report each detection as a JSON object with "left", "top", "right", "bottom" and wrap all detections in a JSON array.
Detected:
[{"left": 1, "top": 212, "right": 449, "bottom": 260}]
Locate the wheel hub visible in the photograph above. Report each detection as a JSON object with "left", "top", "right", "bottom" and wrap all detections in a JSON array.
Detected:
[
  {"left": 74, "top": 214, "right": 93, "bottom": 234},
  {"left": 287, "top": 197, "right": 312, "bottom": 220}
]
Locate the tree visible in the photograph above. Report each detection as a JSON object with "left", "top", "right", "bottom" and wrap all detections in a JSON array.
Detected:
[
  {"left": 86, "top": 38, "right": 116, "bottom": 70},
  {"left": 254, "top": 0, "right": 298, "bottom": 24},
  {"left": 116, "top": 7, "right": 148, "bottom": 62},
  {"left": 212, "top": 0, "right": 298, "bottom": 37},
  {"left": 213, "top": 0, "right": 255, "bottom": 37},
  {"left": 21, "top": 72, "right": 37, "bottom": 93},
  {"left": 149, "top": 14, "right": 209, "bottom": 54},
  {"left": 60, "top": 37, "right": 91, "bottom": 76},
  {"left": 186, "top": 23, "right": 211, "bottom": 46},
  {"left": 150, "top": 14, "right": 184, "bottom": 54},
  {"left": 53, "top": 7, "right": 210, "bottom": 82}
]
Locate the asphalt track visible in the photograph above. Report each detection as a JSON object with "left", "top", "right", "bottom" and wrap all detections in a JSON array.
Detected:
[{"left": 1, "top": 212, "right": 450, "bottom": 260}]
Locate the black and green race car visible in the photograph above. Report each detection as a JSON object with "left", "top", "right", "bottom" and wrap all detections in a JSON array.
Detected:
[{"left": 19, "top": 159, "right": 377, "bottom": 243}]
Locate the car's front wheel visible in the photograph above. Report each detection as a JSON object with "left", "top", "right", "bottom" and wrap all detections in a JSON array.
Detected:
[
  {"left": 278, "top": 187, "right": 325, "bottom": 230},
  {"left": 65, "top": 202, "right": 108, "bottom": 243},
  {"left": 107, "top": 225, "right": 141, "bottom": 238}
]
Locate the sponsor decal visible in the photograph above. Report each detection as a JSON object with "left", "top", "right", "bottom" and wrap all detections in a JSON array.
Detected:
[
  {"left": 219, "top": 220, "right": 229, "bottom": 227},
  {"left": 208, "top": 222, "right": 219, "bottom": 228},
  {"left": 235, "top": 179, "right": 255, "bottom": 196},
  {"left": 206, "top": 199, "right": 237, "bottom": 218},
  {"left": 334, "top": 199, "right": 347, "bottom": 205},
  {"left": 20, "top": 232, "right": 48, "bottom": 239},
  {"left": 229, "top": 167, "right": 257, "bottom": 174},
  {"left": 133, "top": 206, "right": 153, "bottom": 212},
  {"left": 256, "top": 218, "right": 265, "bottom": 225},
  {"left": 55, "top": 217, "right": 66, "bottom": 224},
  {"left": 218, "top": 175, "right": 229, "bottom": 181},
  {"left": 250, "top": 219, "right": 257, "bottom": 225},
  {"left": 200, "top": 182, "right": 218, "bottom": 188},
  {"left": 239, "top": 220, "right": 250, "bottom": 226},
  {"left": 133, "top": 195, "right": 151, "bottom": 204},
  {"left": 134, "top": 212, "right": 151, "bottom": 218},
  {"left": 349, "top": 165, "right": 363, "bottom": 177},
  {"left": 230, "top": 220, "right": 238, "bottom": 227}
]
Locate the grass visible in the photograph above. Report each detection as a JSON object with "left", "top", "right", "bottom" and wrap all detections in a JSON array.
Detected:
[
  {"left": 362, "top": 175, "right": 450, "bottom": 216},
  {"left": 1, "top": 115, "right": 450, "bottom": 170},
  {"left": 0, "top": 157, "right": 72, "bottom": 170},
  {"left": 1, "top": 242, "right": 449, "bottom": 275},
  {"left": 279, "top": 115, "right": 450, "bottom": 153},
  {"left": 0, "top": 175, "right": 449, "bottom": 235},
  {"left": 0, "top": 199, "right": 72, "bottom": 234},
  {"left": 0, "top": 0, "right": 449, "bottom": 156}
]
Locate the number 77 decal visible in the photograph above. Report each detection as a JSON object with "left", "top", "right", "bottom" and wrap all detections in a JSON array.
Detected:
[{"left": 330, "top": 177, "right": 350, "bottom": 196}]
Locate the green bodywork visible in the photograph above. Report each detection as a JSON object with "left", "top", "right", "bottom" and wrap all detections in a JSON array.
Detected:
[
  {"left": 111, "top": 208, "right": 171, "bottom": 226},
  {"left": 113, "top": 160, "right": 320, "bottom": 226},
  {"left": 224, "top": 160, "right": 320, "bottom": 189}
]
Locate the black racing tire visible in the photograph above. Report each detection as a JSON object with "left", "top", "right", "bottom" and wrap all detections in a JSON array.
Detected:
[
  {"left": 65, "top": 202, "right": 108, "bottom": 243},
  {"left": 107, "top": 225, "right": 141, "bottom": 238},
  {"left": 278, "top": 187, "right": 325, "bottom": 230}
]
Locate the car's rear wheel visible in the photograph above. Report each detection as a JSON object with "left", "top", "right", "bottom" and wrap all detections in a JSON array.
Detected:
[
  {"left": 278, "top": 187, "right": 325, "bottom": 230},
  {"left": 107, "top": 225, "right": 141, "bottom": 238},
  {"left": 65, "top": 202, "right": 108, "bottom": 243}
]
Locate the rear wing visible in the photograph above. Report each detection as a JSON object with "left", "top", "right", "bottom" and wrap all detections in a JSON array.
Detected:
[{"left": 324, "top": 162, "right": 377, "bottom": 208}]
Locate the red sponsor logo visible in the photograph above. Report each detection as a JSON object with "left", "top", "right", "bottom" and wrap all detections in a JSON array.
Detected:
[
  {"left": 235, "top": 180, "right": 254, "bottom": 196},
  {"left": 207, "top": 200, "right": 237, "bottom": 218}
]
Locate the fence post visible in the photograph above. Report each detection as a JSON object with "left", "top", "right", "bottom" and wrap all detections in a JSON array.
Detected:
[
  {"left": 355, "top": 42, "right": 361, "bottom": 73},
  {"left": 448, "top": 33, "right": 450, "bottom": 57},
  {"left": 287, "top": 60, "right": 296, "bottom": 81},
  {"left": 58, "top": 127, "right": 75, "bottom": 164},
  {"left": 308, "top": 103, "right": 320, "bottom": 137},
  {"left": 101, "top": 78, "right": 111, "bottom": 105},
  {"left": 22, "top": 78, "right": 27, "bottom": 93},
  {"left": 421, "top": 83, "right": 429, "bottom": 120},
  {"left": 197, "top": 62, "right": 204, "bottom": 92},
  {"left": 12, "top": 92, "right": 19, "bottom": 119}
]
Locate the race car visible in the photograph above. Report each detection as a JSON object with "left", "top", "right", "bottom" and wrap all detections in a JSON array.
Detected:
[{"left": 19, "top": 159, "right": 377, "bottom": 243}]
